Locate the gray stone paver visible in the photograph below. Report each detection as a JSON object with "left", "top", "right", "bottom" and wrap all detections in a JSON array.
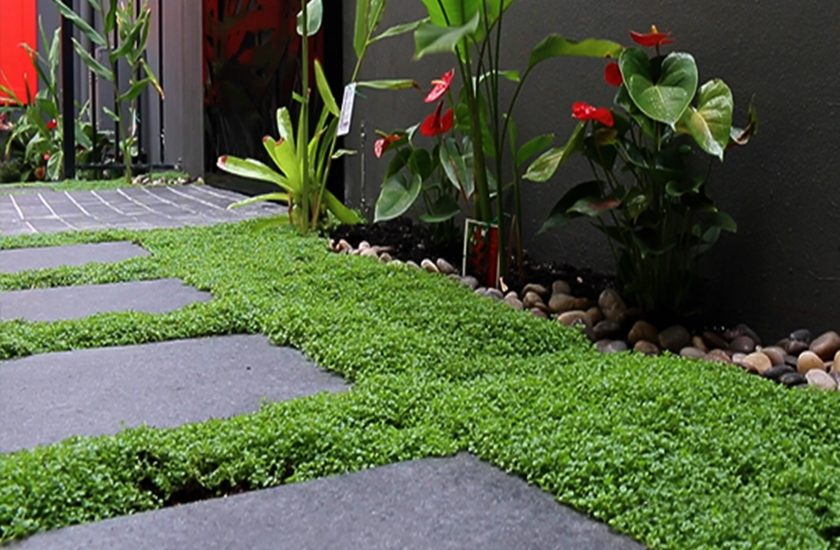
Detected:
[
  {"left": 0, "top": 241, "right": 148, "bottom": 274},
  {"left": 14, "top": 454, "right": 642, "bottom": 550},
  {"left": 0, "top": 335, "right": 348, "bottom": 452},
  {"left": 0, "top": 185, "right": 284, "bottom": 236},
  {"left": 0, "top": 278, "right": 210, "bottom": 322}
]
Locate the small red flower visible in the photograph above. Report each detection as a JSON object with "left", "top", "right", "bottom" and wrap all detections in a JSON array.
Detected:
[
  {"left": 630, "top": 25, "right": 674, "bottom": 48},
  {"left": 374, "top": 133, "right": 402, "bottom": 158},
  {"left": 420, "top": 102, "right": 454, "bottom": 137},
  {"left": 424, "top": 69, "right": 455, "bottom": 104},
  {"left": 43, "top": 152, "right": 51, "bottom": 162},
  {"left": 604, "top": 62, "right": 623, "bottom": 87},
  {"left": 572, "top": 102, "right": 614, "bottom": 127},
  {"left": 46, "top": 119, "right": 58, "bottom": 131},
  {"left": 0, "top": 113, "right": 11, "bottom": 132}
]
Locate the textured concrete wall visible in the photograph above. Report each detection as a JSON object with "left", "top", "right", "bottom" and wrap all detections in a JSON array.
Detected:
[{"left": 341, "top": 0, "right": 840, "bottom": 338}]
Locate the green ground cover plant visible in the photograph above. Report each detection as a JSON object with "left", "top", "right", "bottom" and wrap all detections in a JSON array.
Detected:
[
  {"left": 0, "top": 172, "right": 188, "bottom": 193},
  {"left": 0, "top": 221, "right": 839, "bottom": 549}
]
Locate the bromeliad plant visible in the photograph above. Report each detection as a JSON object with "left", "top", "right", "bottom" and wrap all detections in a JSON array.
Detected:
[
  {"left": 525, "top": 26, "right": 757, "bottom": 319},
  {"left": 217, "top": 0, "right": 419, "bottom": 234},
  {"left": 372, "top": 0, "right": 621, "bottom": 276},
  {"left": 51, "top": 0, "right": 163, "bottom": 181}
]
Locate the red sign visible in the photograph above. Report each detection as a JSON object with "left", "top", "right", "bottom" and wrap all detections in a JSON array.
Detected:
[{"left": 0, "top": 0, "right": 37, "bottom": 104}]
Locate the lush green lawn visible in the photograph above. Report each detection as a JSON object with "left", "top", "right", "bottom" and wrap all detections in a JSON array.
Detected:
[{"left": 1, "top": 222, "right": 839, "bottom": 548}]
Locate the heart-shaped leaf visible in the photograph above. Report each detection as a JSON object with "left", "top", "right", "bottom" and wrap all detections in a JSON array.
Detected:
[
  {"left": 524, "top": 123, "right": 585, "bottom": 183},
  {"left": 676, "top": 79, "right": 733, "bottom": 160},
  {"left": 297, "top": 0, "right": 323, "bottom": 37},
  {"left": 539, "top": 180, "right": 606, "bottom": 233},
  {"left": 619, "top": 48, "right": 698, "bottom": 126},
  {"left": 375, "top": 173, "right": 422, "bottom": 222}
]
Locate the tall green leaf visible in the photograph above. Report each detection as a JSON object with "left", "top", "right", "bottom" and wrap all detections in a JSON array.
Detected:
[
  {"left": 50, "top": 0, "right": 107, "bottom": 46},
  {"left": 619, "top": 48, "right": 698, "bottom": 126},
  {"left": 524, "top": 124, "right": 585, "bottom": 182},
  {"left": 676, "top": 79, "right": 733, "bottom": 160},
  {"left": 353, "top": 0, "right": 371, "bottom": 57},
  {"left": 414, "top": 12, "right": 480, "bottom": 59},
  {"left": 528, "top": 36, "right": 624, "bottom": 73},
  {"left": 314, "top": 60, "right": 340, "bottom": 117},
  {"left": 216, "top": 156, "right": 290, "bottom": 190}
]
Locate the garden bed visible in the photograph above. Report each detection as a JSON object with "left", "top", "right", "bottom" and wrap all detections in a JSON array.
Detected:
[{"left": 1, "top": 221, "right": 839, "bottom": 549}]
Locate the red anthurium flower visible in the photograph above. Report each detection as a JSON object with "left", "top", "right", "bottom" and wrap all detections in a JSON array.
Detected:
[
  {"left": 604, "top": 62, "right": 623, "bottom": 87},
  {"left": 420, "top": 102, "right": 454, "bottom": 137},
  {"left": 424, "top": 68, "right": 455, "bottom": 104},
  {"left": 572, "top": 102, "right": 615, "bottom": 127},
  {"left": 43, "top": 152, "right": 51, "bottom": 162},
  {"left": 630, "top": 25, "right": 674, "bottom": 48},
  {"left": 46, "top": 119, "right": 58, "bottom": 131},
  {"left": 374, "top": 133, "right": 402, "bottom": 158}
]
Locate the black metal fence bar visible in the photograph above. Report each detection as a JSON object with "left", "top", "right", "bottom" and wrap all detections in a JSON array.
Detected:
[{"left": 60, "top": 0, "right": 76, "bottom": 179}]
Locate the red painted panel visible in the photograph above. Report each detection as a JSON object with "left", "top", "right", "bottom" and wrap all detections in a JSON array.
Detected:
[{"left": 0, "top": 0, "right": 38, "bottom": 104}]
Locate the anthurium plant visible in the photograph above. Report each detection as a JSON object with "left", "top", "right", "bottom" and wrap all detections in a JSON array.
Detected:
[
  {"left": 372, "top": 0, "right": 621, "bottom": 276},
  {"left": 217, "top": 0, "right": 419, "bottom": 234},
  {"left": 525, "top": 26, "right": 757, "bottom": 319}
]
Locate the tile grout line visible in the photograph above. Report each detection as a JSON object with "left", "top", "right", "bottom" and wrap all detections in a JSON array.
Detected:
[
  {"left": 63, "top": 191, "right": 94, "bottom": 218},
  {"left": 117, "top": 189, "right": 177, "bottom": 221},
  {"left": 37, "top": 193, "right": 76, "bottom": 229},
  {"left": 8, "top": 194, "right": 25, "bottom": 220},
  {"left": 165, "top": 186, "right": 227, "bottom": 211},
  {"left": 90, "top": 190, "right": 127, "bottom": 215},
  {"left": 140, "top": 186, "right": 202, "bottom": 216}
]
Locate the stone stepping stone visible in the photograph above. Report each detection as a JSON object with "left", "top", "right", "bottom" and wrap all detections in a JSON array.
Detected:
[
  {"left": 14, "top": 454, "right": 641, "bottom": 549},
  {"left": 0, "top": 335, "right": 348, "bottom": 452},
  {"left": 0, "top": 242, "right": 149, "bottom": 274},
  {"left": 0, "top": 278, "right": 210, "bottom": 322}
]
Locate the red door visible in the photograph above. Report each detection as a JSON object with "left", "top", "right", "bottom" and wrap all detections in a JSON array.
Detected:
[{"left": 0, "top": 0, "right": 37, "bottom": 104}]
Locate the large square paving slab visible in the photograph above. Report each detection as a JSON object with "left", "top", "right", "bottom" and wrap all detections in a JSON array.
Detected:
[
  {"left": 13, "top": 454, "right": 642, "bottom": 549},
  {"left": 0, "top": 185, "right": 285, "bottom": 235},
  {"left": 0, "top": 241, "right": 149, "bottom": 274},
  {"left": 0, "top": 335, "right": 348, "bottom": 452},
  {"left": 0, "top": 278, "right": 210, "bottom": 322}
]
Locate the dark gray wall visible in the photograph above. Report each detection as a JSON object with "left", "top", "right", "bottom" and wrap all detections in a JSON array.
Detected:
[{"left": 342, "top": 0, "right": 840, "bottom": 339}]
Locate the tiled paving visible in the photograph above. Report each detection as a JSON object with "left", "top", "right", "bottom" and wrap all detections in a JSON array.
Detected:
[
  {"left": 0, "top": 335, "right": 348, "bottom": 452},
  {"left": 15, "top": 454, "right": 642, "bottom": 550},
  {"left": 0, "top": 241, "right": 148, "bottom": 273},
  {"left": 0, "top": 185, "right": 284, "bottom": 235},
  {"left": 0, "top": 278, "right": 211, "bottom": 322}
]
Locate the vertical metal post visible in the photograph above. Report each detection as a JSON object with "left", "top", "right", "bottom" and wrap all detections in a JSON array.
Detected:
[
  {"left": 112, "top": 25, "right": 120, "bottom": 162},
  {"left": 88, "top": 4, "right": 98, "bottom": 177},
  {"left": 61, "top": 0, "right": 76, "bottom": 179},
  {"left": 134, "top": 0, "right": 143, "bottom": 167}
]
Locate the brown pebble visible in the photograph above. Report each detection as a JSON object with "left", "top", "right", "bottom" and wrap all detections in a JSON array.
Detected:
[
  {"left": 833, "top": 351, "right": 840, "bottom": 374},
  {"left": 530, "top": 308, "right": 548, "bottom": 319},
  {"left": 548, "top": 293, "right": 576, "bottom": 313},
  {"left": 680, "top": 347, "right": 706, "bottom": 359},
  {"left": 810, "top": 331, "right": 840, "bottom": 360},
  {"left": 360, "top": 247, "right": 378, "bottom": 258},
  {"left": 691, "top": 336, "right": 708, "bottom": 353},
  {"left": 805, "top": 370, "right": 837, "bottom": 390},
  {"left": 702, "top": 330, "right": 730, "bottom": 350},
  {"left": 729, "top": 335, "right": 756, "bottom": 354},
  {"left": 628, "top": 320, "right": 658, "bottom": 345},
  {"left": 552, "top": 280, "right": 571, "bottom": 295},
  {"left": 786, "top": 340, "right": 810, "bottom": 355},
  {"left": 757, "top": 346, "right": 786, "bottom": 366},
  {"left": 557, "top": 310, "right": 589, "bottom": 327},
  {"left": 705, "top": 349, "right": 732, "bottom": 363},
  {"left": 420, "top": 259, "right": 439, "bottom": 273},
  {"left": 741, "top": 352, "right": 772, "bottom": 374},
  {"left": 523, "top": 291, "right": 544, "bottom": 308},
  {"left": 634, "top": 340, "right": 660, "bottom": 355},
  {"left": 522, "top": 283, "right": 549, "bottom": 297},
  {"left": 797, "top": 351, "right": 826, "bottom": 375},
  {"left": 504, "top": 294, "right": 524, "bottom": 310},
  {"left": 584, "top": 307, "right": 603, "bottom": 326}
]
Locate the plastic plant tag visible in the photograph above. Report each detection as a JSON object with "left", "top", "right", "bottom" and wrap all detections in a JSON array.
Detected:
[
  {"left": 463, "top": 218, "right": 500, "bottom": 288},
  {"left": 337, "top": 83, "right": 357, "bottom": 136}
]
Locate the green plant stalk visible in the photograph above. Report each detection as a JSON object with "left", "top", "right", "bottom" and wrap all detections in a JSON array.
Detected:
[{"left": 299, "top": 0, "right": 310, "bottom": 233}]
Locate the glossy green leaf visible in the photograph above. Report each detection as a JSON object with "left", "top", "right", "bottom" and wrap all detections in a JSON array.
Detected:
[
  {"left": 676, "top": 79, "right": 733, "bottom": 160},
  {"left": 440, "top": 138, "right": 473, "bottom": 197},
  {"left": 414, "top": 12, "right": 480, "bottom": 59},
  {"left": 516, "top": 133, "right": 554, "bottom": 168},
  {"left": 324, "top": 190, "right": 363, "bottom": 224},
  {"left": 375, "top": 173, "right": 422, "bottom": 222},
  {"left": 524, "top": 123, "right": 585, "bottom": 182},
  {"left": 528, "top": 35, "right": 624, "bottom": 73},
  {"left": 371, "top": 18, "right": 428, "bottom": 43},
  {"left": 408, "top": 149, "right": 434, "bottom": 180},
  {"left": 216, "top": 156, "right": 290, "bottom": 191},
  {"left": 420, "top": 193, "right": 461, "bottom": 223},
  {"left": 619, "top": 48, "right": 698, "bottom": 125},
  {"left": 314, "top": 60, "right": 340, "bottom": 117},
  {"left": 71, "top": 39, "right": 114, "bottom": 81},
  {"left": 229, "top": 192, "right": 290, "bottom": 210},
  {"left": 353, "top": 0, "right": 370, "bottom": 57},
  {"left": 296, "top": 0, "right": 323, "bottom": 37},
  {"left": 540, "top": 180, "right": 605, "bottom": 233},
  {"left": 276, "top": 108, "right": 296, "bottom": 147},
  {"left": 356, "top": 79, "right": 419, "bottom": 90},
  {"left": 262, "top": 136, "right": 300, "bottom": 188}
]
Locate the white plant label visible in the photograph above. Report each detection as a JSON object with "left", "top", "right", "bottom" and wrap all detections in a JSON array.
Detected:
[{"left": 337, "top": 83, "right": 357, "bottom": 137}]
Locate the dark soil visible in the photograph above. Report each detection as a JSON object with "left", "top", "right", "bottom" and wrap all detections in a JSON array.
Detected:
[{"left": 329, "top": 218, "right": 615, "bottom": 302}]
